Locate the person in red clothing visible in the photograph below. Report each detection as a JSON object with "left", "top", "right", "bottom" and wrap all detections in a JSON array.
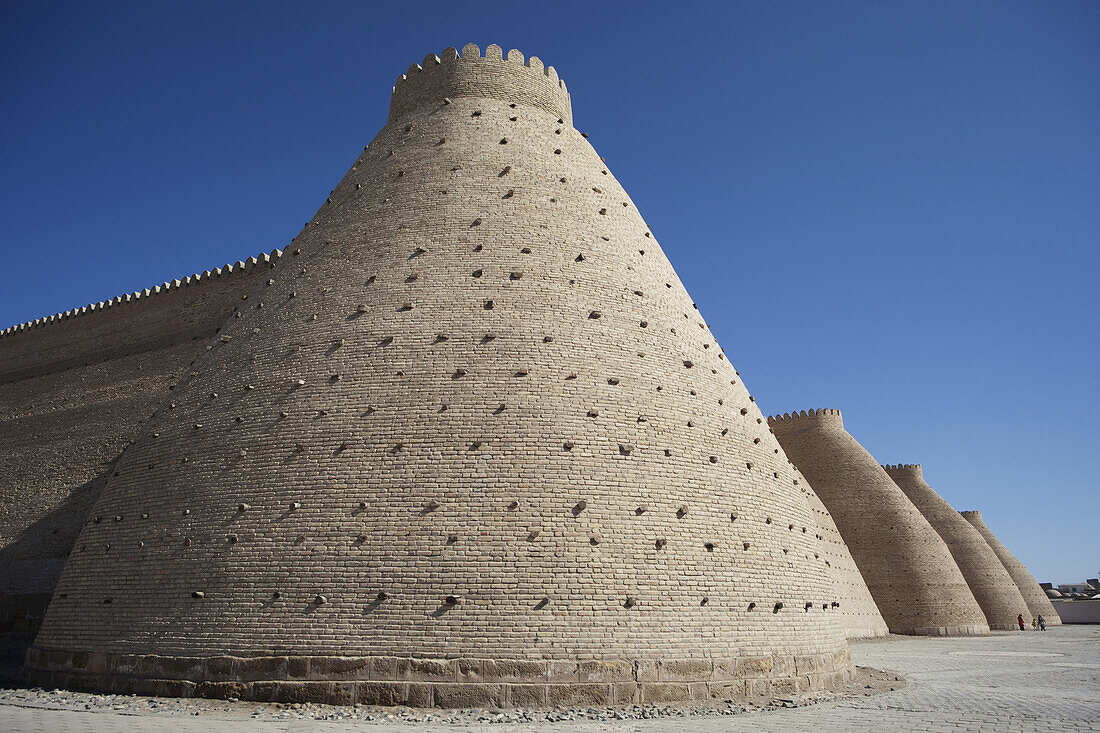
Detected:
[{"left": 1018, "top": 613, "right": 1026, "bottom": 630}]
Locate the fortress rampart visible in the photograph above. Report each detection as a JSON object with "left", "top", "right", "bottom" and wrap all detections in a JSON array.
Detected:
[
  {"left": 767, "top": 408, "right": 843, "bottom": 429},
  {"left": 0, "top": 253, "right": 280, "bottom": 631},
  {"left": 0, "top": 252, "right": 281, "bottom": 383},
  {"left": 882, "top": 464, "right": 1030, "bottom": 630},
  {"left": 801, "top": 486, "right": 889, "bottom": 638},
  {"left": 960, "top": 510, "right": 1060, "bottom": 624},
  {"left": 5, "top": 41, "right": 1061, "bottom": 708},
  {"left": 388, "top": 43, "right": 572, "bottom": 126},
  {"left": 22, "top": 44, "right": 854, "bottom": 707},
  {"left": 768, "top": 410, "right": 988, "bottom": 636}
]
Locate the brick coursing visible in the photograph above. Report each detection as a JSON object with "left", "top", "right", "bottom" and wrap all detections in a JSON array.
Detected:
[
  {"left": 959, "top": 511, "right": 1061, "bottom": 625},
  {"left": 0, "top": 258, "right": 276, "bottom": 626},
  {"left": 801, "top": 488, "right": 889, "bottom": 638},
  {"left": 882, "top": 465, "right": 1030, "bottom": 631},
  {"left": 22, "top": 44, "right": 854, "bottom": 705},
  {"left": 768, "top": 410, "right": 989, "bottom": 636}
]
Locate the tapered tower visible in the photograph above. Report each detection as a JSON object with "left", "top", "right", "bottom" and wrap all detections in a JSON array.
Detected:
[
  {"left": 883, "top": 464, "right": 1030, "bottom": 630},
  {"left": 25, "top": 45, "right": 853, "bottom": 707},
  {"left": 768, "top": 409, "right": 988, "bottom": 636},
  {"left": 959, "top": 510, "right": 1060, "bottom": 625}
]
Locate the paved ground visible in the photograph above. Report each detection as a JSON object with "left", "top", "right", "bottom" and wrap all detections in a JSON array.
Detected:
[{"left": 1, "top": 625, "right": 1097, "bottom": 731}]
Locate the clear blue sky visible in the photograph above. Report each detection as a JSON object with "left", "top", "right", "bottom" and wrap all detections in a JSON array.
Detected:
[{"left": 1, "top": 1, "right": 1096, "bottom": 584}]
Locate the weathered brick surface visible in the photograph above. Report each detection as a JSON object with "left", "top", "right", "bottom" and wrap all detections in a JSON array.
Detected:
[
  {"left": 768, "top": 410, "right": 988, "bottom": 636},
  {"left": 8, "top": 627, "right": 1100, "bottom": 730},
  {"left": 960, "top": 510, "right": 1061, "bottom": 625},
  {"left": 802, "top": 486, "right": 889, "bottom": 638},
  {"left": 0, "top": 349, "right": 195, "bottom": 601},
  {"left": 22, "top": 44, "right": 853, "bottom": 704},
  {"left": 0, "top": 256, "right": 278, "bottom": 617},
  {"left": 883, "top": 464, "right": 1030, "bottom": 630}
]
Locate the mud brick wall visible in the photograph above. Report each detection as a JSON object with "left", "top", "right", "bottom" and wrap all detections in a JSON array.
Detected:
[
  {"left": 883, "top": 464, "right": 1030, "bottom": 631},
  {"left": 0, "top": 255, "right": 280, "bottom": 622},
  {"left": 960, "top": 510, "right": 1060, "bottom": 624},
  {"left": 27, "top": 44, "right": 854, "bottom": 706},
  {"left": 802, "top": 487, "right": 889, "bottom": 638},
  {"left": 769, "top": 409, "right": 988, "bottom": 636}
]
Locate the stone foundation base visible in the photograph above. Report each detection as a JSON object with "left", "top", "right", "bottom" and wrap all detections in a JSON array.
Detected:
[
  {"left": 23, "top": 647, "right": 854, "bottom": 708},
  {"left": 900, "top": 624, "right": 989, "bottom": 636}
]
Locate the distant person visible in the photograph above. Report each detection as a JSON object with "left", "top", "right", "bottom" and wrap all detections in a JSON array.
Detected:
[
  {"left": 1018, "top": 613, "right": 1025, "bottom": 630},
  {"left": 1038, "top": 614, "right": 1046, "bottom": 631},
  {"left": 1032, "top": 617, "right": 1038, "bottom": 630}
]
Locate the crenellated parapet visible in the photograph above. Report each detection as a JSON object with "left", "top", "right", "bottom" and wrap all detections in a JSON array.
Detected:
[
  {"left": 767, "top": 408, "right": 844, "bottom": 432},
  {"left": 388, "top": 43, "right": 572, "bottom": 126},
  {"left": 882, "top": 463, "right": 923, "bottom": 473},
  {"left": 0, "top": 250, "right": 282, "bottom": 341}
]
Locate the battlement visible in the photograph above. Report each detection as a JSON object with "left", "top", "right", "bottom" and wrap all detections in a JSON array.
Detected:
[
  {"left": 959, "top": 510, "right": 981, "bottom": 519},
  {"left": 0, "top": 250, "right": 282, "bottom": 341},
  {"left": 388, "top": 43, "right": 572, "bottom": 126},
  {"left": 882, "top": 463, "right": 923, "bottom": 474},
  {"left": 17, "top": 42, "right": 860, "bottom": 706},
  {"left": 0, "top": 249, "right": 283, "bottom": 385},
  {"left": 767, "top": 408, "right": 844, "bottom": 432}
]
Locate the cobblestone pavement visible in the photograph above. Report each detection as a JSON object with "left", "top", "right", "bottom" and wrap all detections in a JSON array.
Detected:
[{"left": 2, "top": 625, "right": 1097, "bottom": 732}]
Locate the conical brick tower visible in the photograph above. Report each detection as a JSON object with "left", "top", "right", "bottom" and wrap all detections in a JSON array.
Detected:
[
  {"left": 802, "top": 486, "right": 889, "bottom": 638},
  {"left": 25, "top": 45, "right": 853, "bottom": 707},
  {"left": 768, "top": 410, "right": 988, "bottom": 636},
  {"left": 960, "top": 510, "right": 1060, "bottom": 626},
  {"left": 883, "top": 464, "right": 1030, "bottom": 630}
]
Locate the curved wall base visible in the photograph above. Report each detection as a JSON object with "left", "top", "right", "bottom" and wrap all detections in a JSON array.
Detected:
[
  {"left": 898, "top": 624, "right": 988, "bottom": 637},
  {"left": 23, "top": 647, "right": 853, "bottom": 707}
]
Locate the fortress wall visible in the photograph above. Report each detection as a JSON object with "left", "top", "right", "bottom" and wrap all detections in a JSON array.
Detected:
[
  {"left": 882, "top": 465, "right": 1030, "bottom": 631},
  {"left": 0, "top": 346, "right": 197, "bottom": 630},
  {"left": 0, "top": 253, "right": 280, "bottom": 385},
  {"left": 0, "top": 256, "right": 278, "bottom": 629},
  {"left": 768, "top": 410, "right": 988, "bottom": 636},
  {"left": 26, "top": 45, "right": 854, "bottom": 707},
  {"left": 802, "top": 487, "right": 888, "bottom": 638},
  {"left": 960, "top": 510, "right": 1060, "bottom": 625}
]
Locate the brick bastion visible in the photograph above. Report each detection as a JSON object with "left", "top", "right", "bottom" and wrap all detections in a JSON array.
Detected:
[
  {"left": 768, "top": 410, "right": 988, "bottom": 636},
  {"left": 960, "top": 510, "right": 1060, "bottom": 625},
  {"left": 799, "top": 488, "right": 889, "bottom": 639},
  {"left": 882, "top": 464, "right": 1030, "bottom": 631},
  {"left": 20, "top": 44, "right": 855, "bottom": 707}
]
